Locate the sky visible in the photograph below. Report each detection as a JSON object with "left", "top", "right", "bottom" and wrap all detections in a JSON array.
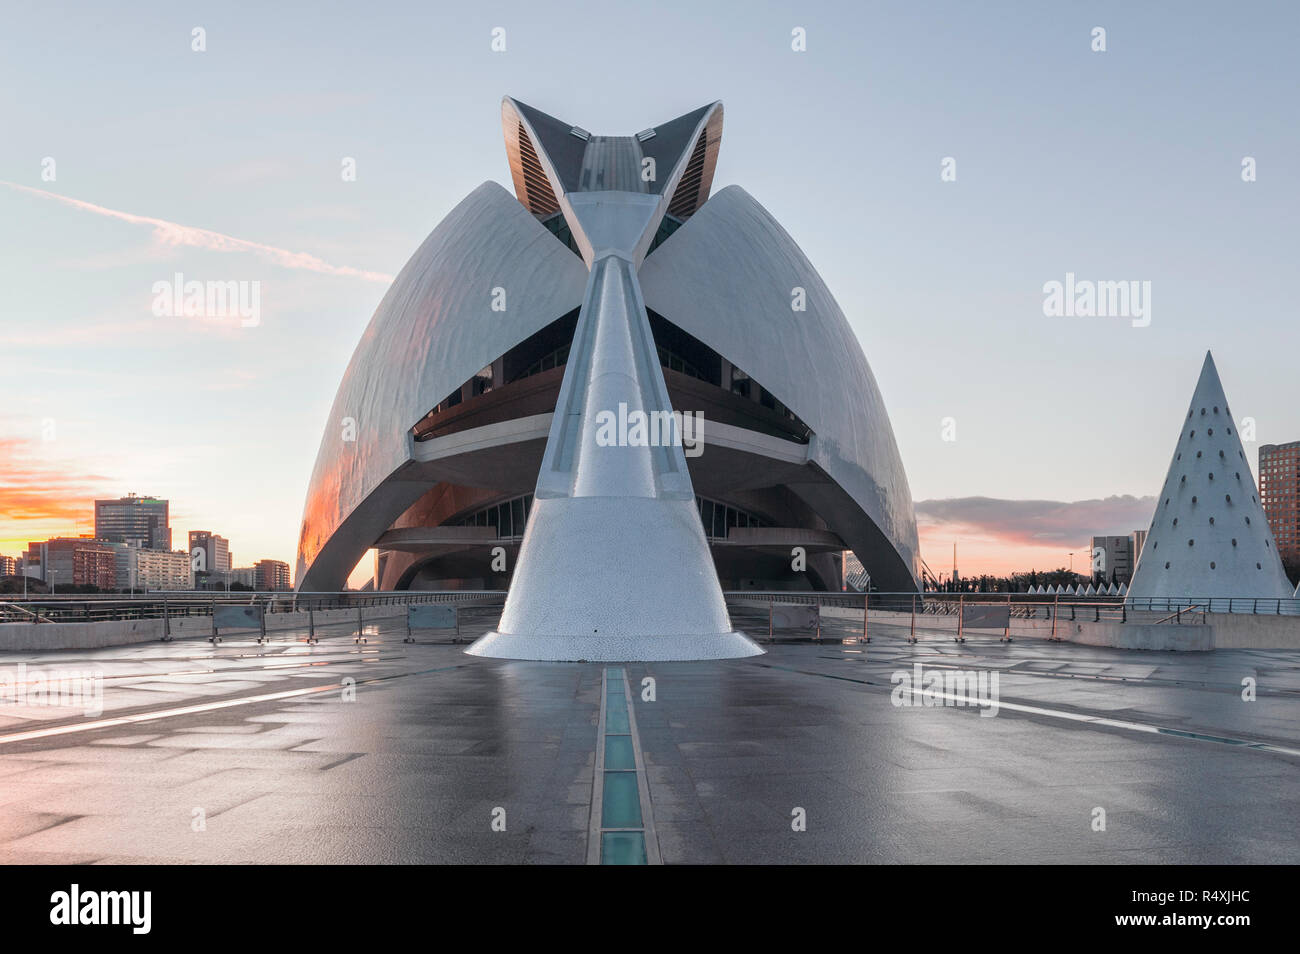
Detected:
[{"left": 1, "top": 1, "right": 1297, "bottom": 584}]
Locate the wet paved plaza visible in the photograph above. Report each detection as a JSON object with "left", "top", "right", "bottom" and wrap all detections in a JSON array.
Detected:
[{"left": 1, "top": 607, "right": 1297, "bottom": 864}]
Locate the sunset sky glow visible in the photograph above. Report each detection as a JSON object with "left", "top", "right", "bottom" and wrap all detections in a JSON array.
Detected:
[{"left": 2, "top": 2, "right": 1297, "bottom": 587}]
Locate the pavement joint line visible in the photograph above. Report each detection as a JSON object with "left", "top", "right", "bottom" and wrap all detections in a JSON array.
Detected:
[
  {"left": 0, "top": 655, "right": 379, "bottom": 687},
  {"left": 621, "top": 667, "right": 661, "bottom": 865},
  {"left": 585, "top": 668, "right": 608, "bottom": 865},
  {"left": 759, "top": 662, "right": 1300, "bottom": 759},
  {"left": 0, "top": 664, "right": 467, "bottom": 746}
]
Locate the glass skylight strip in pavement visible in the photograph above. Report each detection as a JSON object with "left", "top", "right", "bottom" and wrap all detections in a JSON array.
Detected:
[{"left": 592, "top": 667, "right": 660, "bottom": 864}]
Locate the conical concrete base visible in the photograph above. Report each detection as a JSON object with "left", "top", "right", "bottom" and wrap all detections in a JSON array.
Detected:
[
  {"left": 465, "top": 496, "right": 762, "bottom": 661},
  {"left": 466, "top": 631, "right": 761, "bottom": 663},
  {"left": 1128, "top": 351, "right": 1294, "bottom": 603}
]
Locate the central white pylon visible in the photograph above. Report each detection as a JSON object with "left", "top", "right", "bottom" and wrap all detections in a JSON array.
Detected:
[{"left": 468, "top": 99, "right": 759, "bottom": 661}]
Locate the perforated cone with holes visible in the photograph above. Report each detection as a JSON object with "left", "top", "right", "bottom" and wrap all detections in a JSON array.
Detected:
[{"left": 1127, "top": 352, "right": 1293, "bottom": 603}]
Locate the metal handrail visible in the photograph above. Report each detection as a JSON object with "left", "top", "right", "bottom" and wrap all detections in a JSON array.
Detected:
[
  {"left": 0, "top": 601, "right": 41, "bottom": 621},
  {"left": 0, "top": 590, "right": 509, "bottom": 624},
  {"left": 722, "top": 591, "right": 1300, "bottom": 619},
  {"left": 1151, "top": 604, "right": 1206, "bottom": 625}
]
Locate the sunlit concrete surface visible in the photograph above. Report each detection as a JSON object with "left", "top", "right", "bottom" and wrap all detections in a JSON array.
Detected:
[{"left": 0, "top": 610, "right": 1297, "bottom": 864}]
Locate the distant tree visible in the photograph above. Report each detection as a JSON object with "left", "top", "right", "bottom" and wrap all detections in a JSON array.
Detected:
[{"left": 0, "top": 576, "right": 49, "bottom": 594}]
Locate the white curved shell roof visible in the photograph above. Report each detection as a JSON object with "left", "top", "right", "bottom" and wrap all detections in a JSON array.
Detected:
[
  {"left": 639, "top": 186, "right": 920, "bottom": 590},
  {"left": 295, "top": 182, "right": 589, "bottom": 589},
  {"left": 296, "top": 108, "right": 922, "bottom": 596}
]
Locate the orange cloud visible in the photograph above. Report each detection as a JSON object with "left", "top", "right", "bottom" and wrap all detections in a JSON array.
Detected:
[{"left": 0, "top": 437, "right": 114, "bottom": 555}]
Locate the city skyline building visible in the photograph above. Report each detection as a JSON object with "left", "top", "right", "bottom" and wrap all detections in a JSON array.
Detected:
[
  {"left": 1260, "top": 440, "right": 1300, "bottom": 568},
  {"left": 254, "top": 559, "right": 291, "bottom": 591},
  {"left": 94, "top": 494, "right": 171, "bottom": 550},
  {"left": 24, "top": 537, "right": 117, "bottom": 590},
  {"left": 1090, "top": 535, "right": 1136, "bottom": 585},
  {"left": 7, "top": 523, "right": 280, "bottom": 592},
  {"left": 188, "top": 530, "right": 233, "bottom": 579},
  {"left": 129, "top": 547, "right": 193, "bottom": 591}
]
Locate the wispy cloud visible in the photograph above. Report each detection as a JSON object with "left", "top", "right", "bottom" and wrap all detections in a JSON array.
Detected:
[
  {"left": 0, "top": 317, "right": 175, "bottom": 347},
  {"left": 915, "top": 495, "right": 1155, "bottom": 547},
  {"left": 1, "top": 181, "right": 393, "bottom": 283}
]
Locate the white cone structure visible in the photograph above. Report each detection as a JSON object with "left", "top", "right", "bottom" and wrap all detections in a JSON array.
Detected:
[
  {"left": 1118, "top": 582, "right": 1128, "bottom": 596},
  {"left": 468, "top": 99, "right": 759, "bottom": 661},
  {"left": 1127, "top": 352, "right": 1293, "bottom": 603}
]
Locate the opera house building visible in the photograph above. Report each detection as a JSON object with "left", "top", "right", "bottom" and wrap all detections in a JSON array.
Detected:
[{"left": 296, "top": 97, "right": 920, "bottom": 659}]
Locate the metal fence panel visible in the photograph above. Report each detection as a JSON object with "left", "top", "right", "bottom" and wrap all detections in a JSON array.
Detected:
[
  {"left": 961, "top": 605, "right": 1011, "bottom": 629},
  {"left": 408, "top": 604, "right": 458, "bottom": 630},
  {"left": 213, "top": 604, "right": 265, "bottom": 630},
  {"left": 770, "top": 604, "right": 818, "bottom": 630}
]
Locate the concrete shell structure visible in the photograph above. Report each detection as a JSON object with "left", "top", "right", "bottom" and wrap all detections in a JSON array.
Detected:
[
  {"left": 294, "top": 183, "right": 589, "bottom": 592},
  {"left": 1127, "top": 352, "right": 1293, "bottom": 603},
  {"left": 295, "top": 96, "right": 921, "bottom": 659}
]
